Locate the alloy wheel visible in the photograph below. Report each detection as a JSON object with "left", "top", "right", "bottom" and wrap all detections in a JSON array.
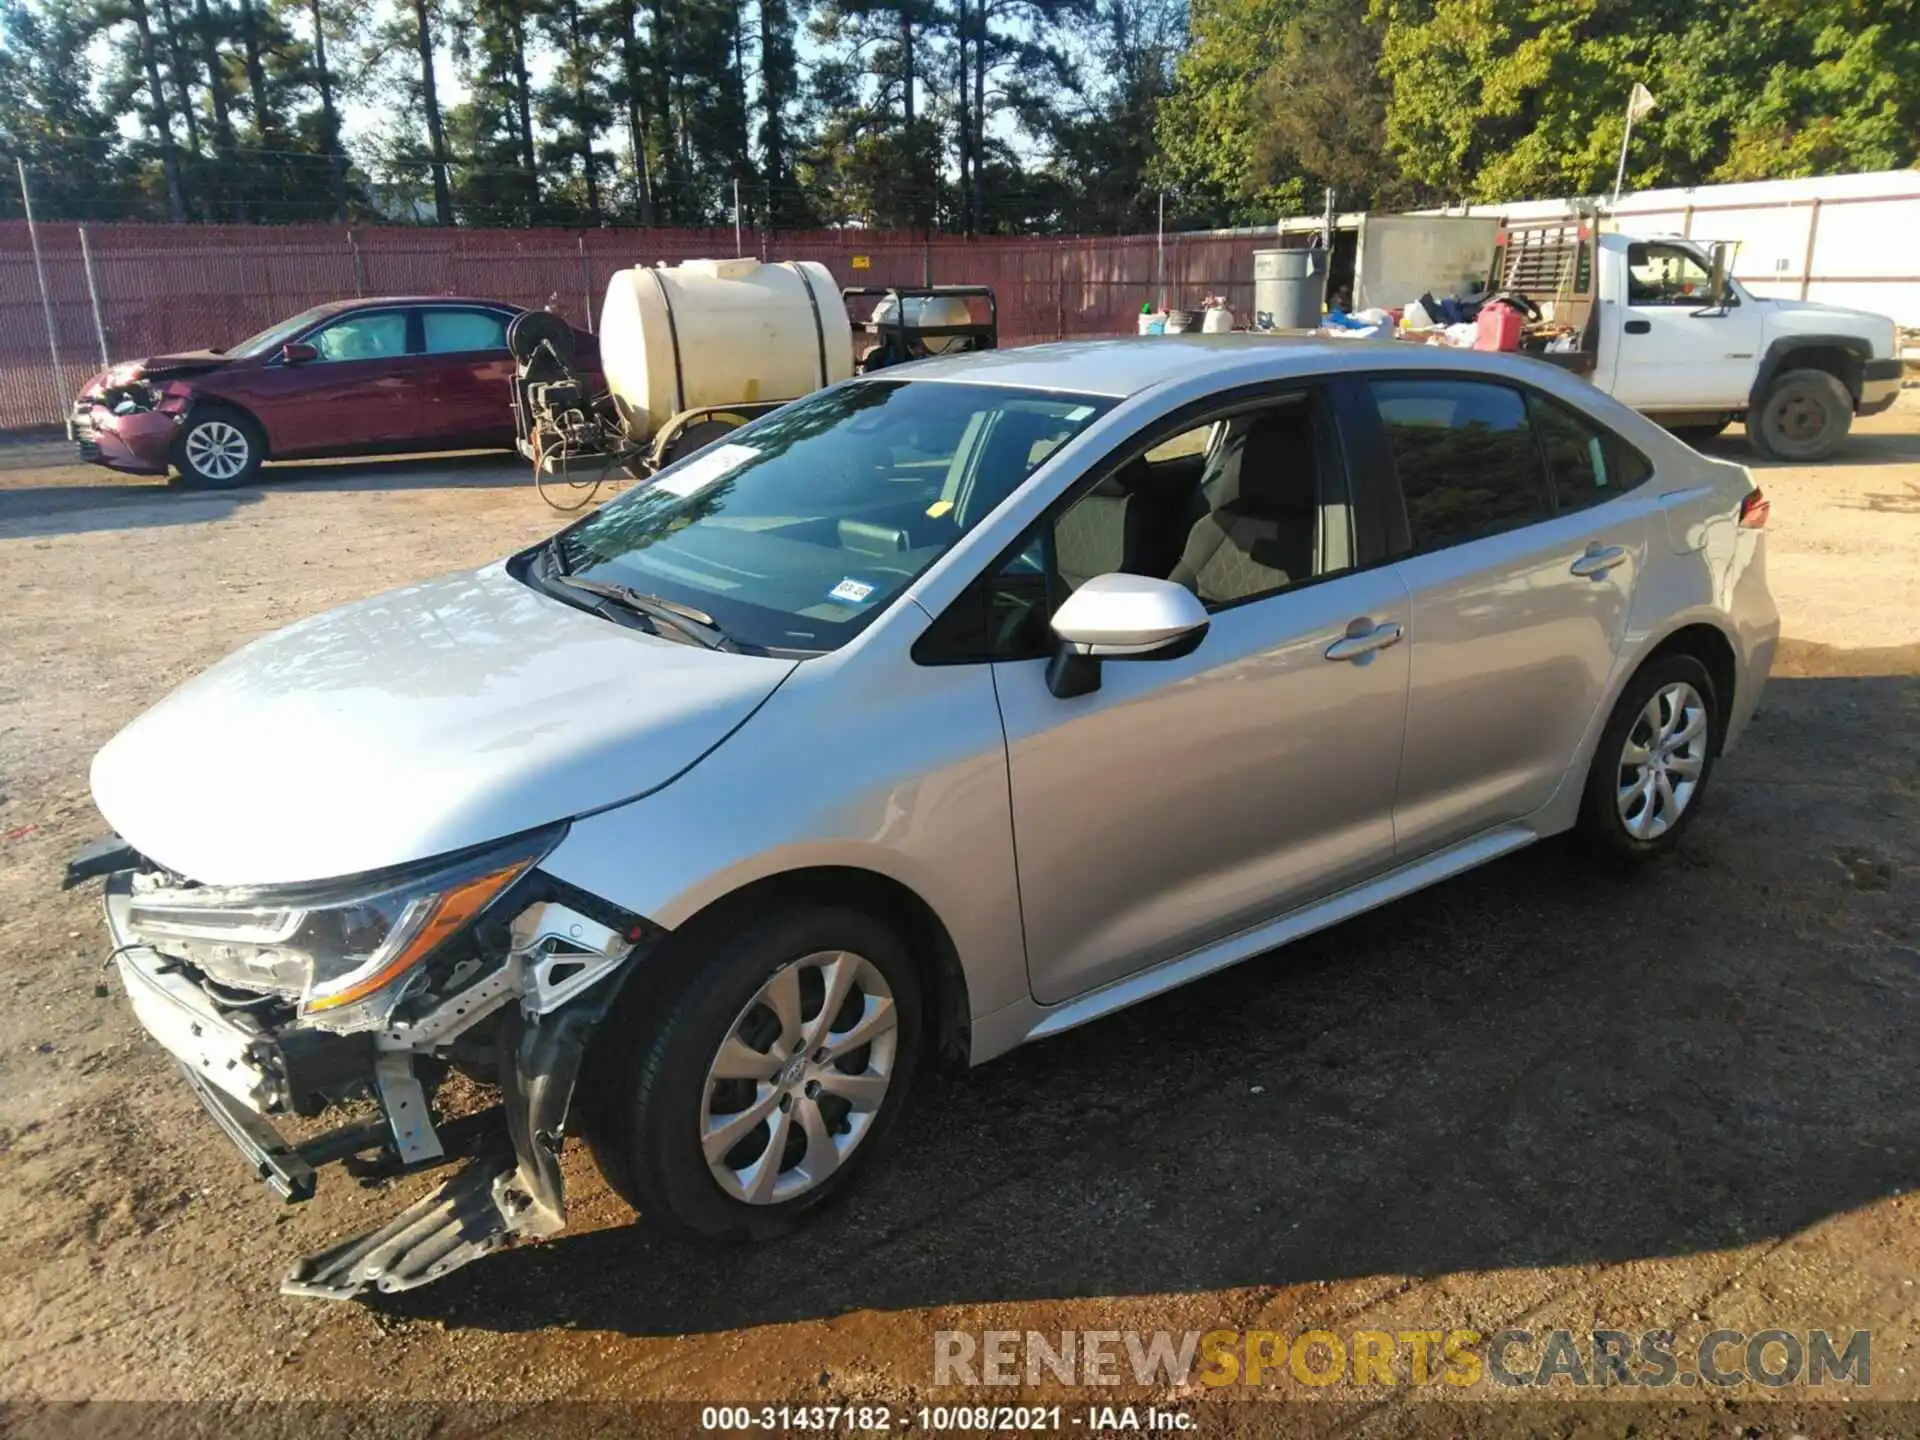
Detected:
[
  {"left": 184, "top": 420, "right": 251, "bottom": 481},
  {"left": 699, "top": 950, "right": 898, "bottom": 1205},
  {"left": 1616, "top": 680, "right": 1709, "bottom": 841}
]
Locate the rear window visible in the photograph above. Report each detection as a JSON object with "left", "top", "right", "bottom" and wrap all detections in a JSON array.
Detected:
[
  {"left": 1367, "top": 379, "right": 1551, "bottom": 552},
  {"left": 423, "top": 309, "right": 509, "bottom": 353}
]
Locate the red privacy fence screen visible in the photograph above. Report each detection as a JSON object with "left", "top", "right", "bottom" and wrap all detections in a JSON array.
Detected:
[{"left": 0, "top": 222, "right": 1272, "bottom": 431}]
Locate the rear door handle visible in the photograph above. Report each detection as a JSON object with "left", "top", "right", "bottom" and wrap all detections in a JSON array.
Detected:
[
  {"left": 1570, "top": 543, "right": 1628, "bottom": 578},
  {"left": 1325, "top": 621, "right": 1404, "bottom": 662},
  {"left": 1623, "top": 319, "right": 1652, "bottom": 335}
]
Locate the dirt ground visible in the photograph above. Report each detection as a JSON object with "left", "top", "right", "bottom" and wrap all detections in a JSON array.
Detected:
[{"left": 2, "top": 400, "right": 1918, "bottom": 1429}]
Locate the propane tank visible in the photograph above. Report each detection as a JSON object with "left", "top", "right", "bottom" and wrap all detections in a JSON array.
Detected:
[{"left": 598, "top": 258, "right": 855, "bottom": 440}]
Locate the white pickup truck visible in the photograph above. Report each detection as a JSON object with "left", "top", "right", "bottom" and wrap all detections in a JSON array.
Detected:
[
  {"left": 1480, "top": 221, "right": 1903, "bottom": 460},
  {"left": 1326, "top": 214, "right": 1904, "bottom": 461}
]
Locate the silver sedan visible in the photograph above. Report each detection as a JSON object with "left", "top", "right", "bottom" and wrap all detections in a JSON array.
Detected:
[{"left": 80, "top": 336, "right": 1778, "bottom": 1296}]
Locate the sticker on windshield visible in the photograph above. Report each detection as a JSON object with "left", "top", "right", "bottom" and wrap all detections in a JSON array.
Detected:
[
  {"left": 1064, "top": 405, "right": 1096, "bottom": 421},
  {"left": 828, "top": 577, "right": 876, "bottom": 604},
  {"left": 652, "top": 443, "right": 758, "bottom": 499}
]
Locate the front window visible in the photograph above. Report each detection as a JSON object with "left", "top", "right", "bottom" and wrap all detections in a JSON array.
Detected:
[
  {"left": 310, "top": 311, "right": 410, "bottom": 362},
  {"left": 1626, "top": 243, "right": 1714, "bottom": 306},
  {"left": 546, "top": 380, "right": 1113, "bottom": 653},
  {"left": 226, "top": 306, "right": 333, "bottom": 358}
]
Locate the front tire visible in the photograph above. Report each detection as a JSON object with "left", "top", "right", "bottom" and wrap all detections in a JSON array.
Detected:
[
  {"left": 594, "top": 904, "right": 922, "bottom": 1242},
  {"left": 1749, "top": 367, "right": 1852, "bottom": 462},
  {"left": 1577, "top": 653, "right": 1720, "bottom": 861},
  {"left": 173, "top": 407, "right": 264, "bottom": 489}
]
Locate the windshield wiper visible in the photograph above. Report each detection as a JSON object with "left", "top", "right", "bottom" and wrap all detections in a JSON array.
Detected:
[{"left": 554, "top": 575, "right": 738, "bottom": 652}]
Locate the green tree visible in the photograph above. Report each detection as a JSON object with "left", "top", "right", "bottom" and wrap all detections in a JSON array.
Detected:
[
  {"left": 535, "top": 0, "right": 614, "bottom": 219},
  {"left": 1039, "top": 0, "right": 1183, "bottom": 232},
  {"left": 449, "top": 0, "right": 542, "bottom": 220},
  {"left": 1151, "top": 0, "right": 1296, "bottom": 223},
  {"left": 0, "top": 0, "right": 137, "bottom": 218}
]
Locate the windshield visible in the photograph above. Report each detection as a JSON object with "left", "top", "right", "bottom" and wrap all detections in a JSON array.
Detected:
[
  {"left": 547, "top": 380, "right": 1114, "bottom": 653},
  {"left": 226, "top": 306, "right": 335, "bottom": 358}
]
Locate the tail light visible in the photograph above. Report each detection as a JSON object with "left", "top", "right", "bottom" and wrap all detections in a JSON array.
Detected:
[{"left": 1739, "top": 488, "right": 1770, "bottom": 529}]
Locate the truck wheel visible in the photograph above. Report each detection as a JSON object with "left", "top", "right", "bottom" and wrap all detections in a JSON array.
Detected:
[
  {"left": 589, "top": 903, "right": 922, "bottom": 1242},
  {"left": 173, "top": 406, "right": 264, "bottom": 489},
  {"left": 1750, "top": 368, "right": 1852, "bottom": 462}
]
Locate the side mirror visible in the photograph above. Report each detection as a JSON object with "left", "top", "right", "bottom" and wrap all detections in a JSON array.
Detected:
[
  {"left": 1045, "top": 573, "right": 1210, "bottom": 699},
  {"left": 1706, "top": 243, "right": 1735, "bottom": 308},
  {"left": 281, "top": 341, "right": 318, "bottom": 364}
]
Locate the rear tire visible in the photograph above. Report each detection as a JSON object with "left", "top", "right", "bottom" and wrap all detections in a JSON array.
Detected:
[
  {"left": 1576, "top": 653, "right": 1720, "bottom": 862},
  {"left": 1749, "top": 367, "right": 1852, "bottom": 461},
  {"left": 173, "top": 406, "right": 264, "bottom": 489},
  {"left": 590, "top": 903, "right": 922, "bottom": 1242}
]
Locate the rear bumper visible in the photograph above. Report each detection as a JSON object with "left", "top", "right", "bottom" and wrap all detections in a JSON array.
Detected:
[
  {"left": 72, "top": 403, "right": 176, "bottom": 474},
  {"left": 1859, "top": 358, "right": 1903, "bottom": 416}
]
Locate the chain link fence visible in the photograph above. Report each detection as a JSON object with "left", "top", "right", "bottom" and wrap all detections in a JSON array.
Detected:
[{"left": 0, "top": 222, "right": 1270, "bottom": 431}]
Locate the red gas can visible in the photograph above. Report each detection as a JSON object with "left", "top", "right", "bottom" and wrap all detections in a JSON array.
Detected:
[{"left": 1474, "top": 302, "right": 1526, "bottom": 352}]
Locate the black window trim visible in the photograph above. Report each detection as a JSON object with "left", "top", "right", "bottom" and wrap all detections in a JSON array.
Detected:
[{"left": 913, "top": 376, "right": 1387, "bottom": 666}]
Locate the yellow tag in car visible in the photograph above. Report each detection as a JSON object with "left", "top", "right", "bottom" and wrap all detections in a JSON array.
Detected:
[{"left": 926, "top": 499, "right": 954, "bottom": 518}]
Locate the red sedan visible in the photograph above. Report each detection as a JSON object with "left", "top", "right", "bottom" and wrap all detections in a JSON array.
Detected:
[{"left": 70, "top": 297, "right": 598, "bottom": 488}]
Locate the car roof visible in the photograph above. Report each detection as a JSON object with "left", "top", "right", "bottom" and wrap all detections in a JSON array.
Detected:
[
  {"left": 305, "top": 296, "right": 522, "bottom": 319},
  {"left": 885, "top": 334, "right": 1584, "bottom": 400}
]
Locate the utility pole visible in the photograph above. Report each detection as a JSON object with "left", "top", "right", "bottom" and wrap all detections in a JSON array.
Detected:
[{"left": 18, "top": 160, "right": 66, "bottom": 420}]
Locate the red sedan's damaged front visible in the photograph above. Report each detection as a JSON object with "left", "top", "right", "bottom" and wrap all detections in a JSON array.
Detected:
[{"left": 71, "top": 363, "right": 193, "bottom": 475}]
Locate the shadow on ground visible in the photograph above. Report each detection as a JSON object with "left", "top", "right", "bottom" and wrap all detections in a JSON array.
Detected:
[
  {"left": 0, "top": 453, "right": 532, "bottom": 540},
  {"left": 380, "top": 664, "right": 1920, "bottom": 1338},
  {"left": 1698, "top": 423, "right": 1920, "bottom": 470}
]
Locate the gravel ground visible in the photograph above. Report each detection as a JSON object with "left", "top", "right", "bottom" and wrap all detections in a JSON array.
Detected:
[{"left": 1, "top": 401, "right": 1918, "bottom": 1430}]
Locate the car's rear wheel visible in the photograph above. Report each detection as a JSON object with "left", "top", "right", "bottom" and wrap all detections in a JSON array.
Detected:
[
  {"left": 174, "top": 407, "right": 264, "bottom": 489},
  {"left": 1749, "top": 367, "right": 1852, "bottom": 462},
  {"left": 1577, "top": 653, "right": 1720, "bottom": 861},
  {"left": 591, "top": 904, "right": 922, "bottom": 1241}
]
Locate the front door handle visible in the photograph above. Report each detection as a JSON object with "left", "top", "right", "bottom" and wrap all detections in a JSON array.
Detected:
[
  {"left": 1624, "top": 319, "right": 1652, "bottom": 335},
  {"left": 1325, "top": 621, "right": 1404, "bottom": 663},
  {"left": 1570, "top": 543, "right": 1628, "bottom": 578}
]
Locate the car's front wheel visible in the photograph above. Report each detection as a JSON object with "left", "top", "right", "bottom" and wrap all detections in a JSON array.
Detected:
[
  {"left": 174, "top": 407, "right": 264, "bottom": 489},
  {"left": 592, "top": 904, "right": 922, "bottom": 1241},
  {"left": 1577, "top": 653, "right": 1720, "bottom": 861},
  {"left": 1749, "top": 367, "right": 1852, "bottom": 461}
]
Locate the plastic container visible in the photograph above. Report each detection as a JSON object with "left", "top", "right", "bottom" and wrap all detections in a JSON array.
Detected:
[
  {"left": 870, "top": 293, "right": 973, "bottom": 354},
  {"left": 599, "top": 258, "right": 855, "bottom": 440},
  {"left": 1474, "top": 302, "right": 1526, "bottom": 353},
  {"left": 1138, "top": 311, "right": 1168, "bottom": 335},
  {"left": 1252, "top": 248, "right": 1327, "bottom": 330}
]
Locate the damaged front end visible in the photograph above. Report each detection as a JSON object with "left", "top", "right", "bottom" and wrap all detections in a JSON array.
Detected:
[
  {"left": 70, "top": 363, "right": 194, "bottom": 473},
  {"left": 69, "top": 825, "right": 652, "bottom": 1300}
]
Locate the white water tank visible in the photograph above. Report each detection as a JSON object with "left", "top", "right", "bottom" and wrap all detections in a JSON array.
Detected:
[
  {"left": 870, "top": 293, "right": 973, "bottom": 354},
  {"left": 599, "top": 258, "right": 854, "bottom": 439}
]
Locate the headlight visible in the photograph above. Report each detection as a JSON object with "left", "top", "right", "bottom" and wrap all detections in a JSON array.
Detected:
[{"left": 122, "top": 827, "right": 563, "bottom": 1031}]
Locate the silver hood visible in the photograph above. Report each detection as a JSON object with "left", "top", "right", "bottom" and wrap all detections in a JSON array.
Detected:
[{"left": 90, "top": 564, "right": 796, "bottom": 886}]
